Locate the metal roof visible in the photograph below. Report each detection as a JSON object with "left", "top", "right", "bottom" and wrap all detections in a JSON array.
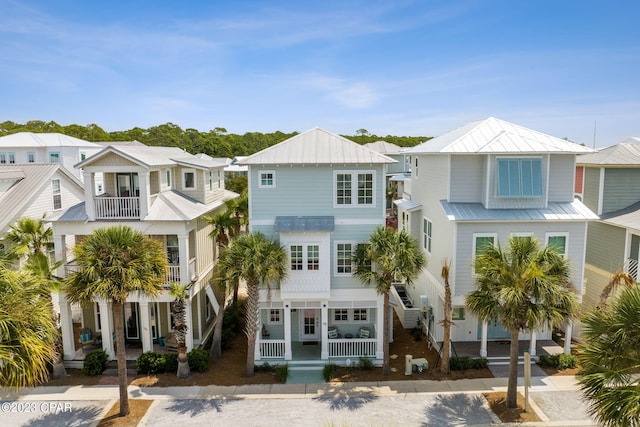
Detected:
[
  {"left": 0, "top": 164, "right": 84, "bottom": 232},
  {"left": 239, "top": 128, "right": 396, "bottom": 165},
  {"left": 390, "top": 172, "right": 411, "bottom": 182},
  {"left": 577, "top": 138, "right": 640, "bottom": 165},
  {"left": 94, "top": 140, "right": 147, "bottom": 147},
  {"left": 600, "top": 200, "right": 640, "bottom": 230},
  {"left": 394, "top": 199, "right": 422, "bottom": 211},
  {"left": 440, "top": 199, "right": 598, "bottom": 222},
  {"left": 0, "top": 132, "right": 102, "bottom": 148},
  {"left": 363, "top": 140, "right": 403, "bottom": 155},
  {"left": 76, "top": 146, "right": 224, "bottom": 170},
  {"left": 274, "top": 216, "right": 335, "bottom": 232},
  {"left": 404, "top": 117, "right": 595, "bottom": 155}
]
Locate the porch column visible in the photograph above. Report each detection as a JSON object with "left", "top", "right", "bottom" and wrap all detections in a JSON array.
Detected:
[
  {"left": 139, "top": 171, "right": 150, "bottom": 218},
  {"left": 321, "top": 303, "right": 329, "bottom": 359},
  {"left": 139, "top": 301, "right": 153, "bottom": 353},
  {"left": 284, "top": 304, "right": 292, "bottom": 360},
  {"left": 529, "top": 330, "right": 537, "bottom": 357},
  {"left": 84, "top": 170, "right": 95, "bottom": 221},
  {"left": 564, "top": 320, "right": 573, "bottom": 354},
  {"left": 185, "top": 298, "right": 194, "bottom": 351},
  {"left": 480, "top": 320, "right": 488, "bottom": 357},
  {"left": 178, "top": 234, "right": 190, "bottom": 284},
  {"left": 99, "top": 300, "right": 115, "bottom": 360},
  {"left": 376, "top": 297, "right": 384, "bottom": 360},
  {"left": 196, "top": 291, "right": 203, "bottom": 345},
  {"left": 59, "top": 292, "right": 76, "bottom": 360}
]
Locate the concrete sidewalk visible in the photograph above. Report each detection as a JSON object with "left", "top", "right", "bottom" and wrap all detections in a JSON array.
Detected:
[{"left": 1, "top": 375, "right": 594, "bottom": 426}]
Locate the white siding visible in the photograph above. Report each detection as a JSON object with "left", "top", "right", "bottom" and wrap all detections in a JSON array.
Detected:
[
  {"left": 548, "top": 154, "right": 576, "bottom": 202},
  {"left": 449, "top": 155, "right": 483, "bottom": 203}
]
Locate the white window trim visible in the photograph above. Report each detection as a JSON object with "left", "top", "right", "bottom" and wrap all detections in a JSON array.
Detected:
[
  {"left": 52, "top": 179, "right": 62, "bottom": 210},
  {"left": 166, "top": 169, "right": 171, "bottom": 188},
  {"left": 258, "top": 170, "right": 276, "bottom": 188},
  {"left": 332, "top": 309, "right": 349, "bottom": 324},
  {"left": 352, "top": 308, "right": 369, "bottom": 323},
  {"left": 423, "top": 217, "right": 432, "bottom": 254},
  {"left": 182, "top": 168, "right": 196, "bottom": 190},
  {"left": 545, "top": 232, "right": 569, "bottom": 258},
  {"left": 268, "top": 309, "right": 283, "bottom": 325},
  {"left": 27, "top": 151, "right": 36, "bottom": 163},
  {"left": 333, "top": 170, "right": 376, "bottom": 208},
  {"left": 472, "top": 233, "right": 497, "bottom": 275},
  {"left": 49, "top": 151, "right": 61, "bottom": 163},
  {"left": 496, "top": 157, "right": 544, "bottom": 198},
  {"left": 334, "top": 241, "right": 355, "bottom": 276}
]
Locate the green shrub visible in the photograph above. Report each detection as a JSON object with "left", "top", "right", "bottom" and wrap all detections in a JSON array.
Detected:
[
  {"left": 358, "top": 357, "right": 374, "bottom": 370},
  {"left": 163, "top": 352, "right": 178, "bottom": 372},
  {"left": 222, "top": 302, "right": 242, "bottom": 349},
  {"left": 187, "top": 349, "right": 209, "bottom": 372},
  {"left": 274, "top": 364, "right": 289, "bottom": 383},
  {"left": 136, "top": 352, "right": 165, "bottom": 374},
  {"left": 322, "top": 363, "right": 337, "bottom": 381},
  {"left": 254, "top": 362, "right": 274, "bottom": 373},
  {"left": 538, "top": 353, "right": 577, "bottom": 370},
  {"left": 449, "top": 356, "right": 488, "bottom": 370},
  {"left": 82, "top": 350, "right": 108, "bottom": 376}
]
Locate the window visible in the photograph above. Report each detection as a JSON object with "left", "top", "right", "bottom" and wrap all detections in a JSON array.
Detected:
[
  {"left": 546, "top": 233, "right": 568, "bottom": 258},
  {"left": 335, "top": 171, "right": 376, "bottom": 207},
  {"left": 353, "top": 309, "right": 368, "bottom": 322},
  {"left": 259, "top": 170, "right": 275, "bottom": 188},
  {"left": 474, "top": 234, "right": 496, "bottom": 257},
  {"left": 166, "top": 170, "right": 171, "bottom": 187},
  {"left": 423, "top": 218, "right": 432, "bottom": 253},
  {"left": 497, "top": 158, "right": 543, "bottom": 198},
  {"left": 7, "top": 152, "right": 15, "bottom": 164},
  {"left": 80, "top": 152, "right": 86, "bottom": 161},
  {"left": 414, "top": 158, "right": 418, "bottom": 177},
  {"left": 183, "top": 169, "right": 196, "bottom": 189},
  {"left": 290, "top": 245, "right": 303, "bottom": 270},
  {"left": 268, "top": 309, "right": 282, "bottom": 324},
  {"left": 336, "top": 243, "right": 353, "bottom": 274},
  {"left": 205, "top": 295, "right": 212, "bottom": 320},
  {"left": 0, "top": 153, "right": 5, "bottom": 164},
  {"left": 307, "top": 245, "right": 319, "bottom": 270},
  {"left": 27, "top": 152, "right": 35, "bottom": 163},
  {"left": 209, "top": 171, "right": 213, "bottom": 191},
  {"left": 49, "top": 152, "right": 60, "bottom": 163},
  {"left": 217, "top": 170, "right": 221, "bottom": 188},
  {"left": 451, "top": 307, "right": 465, "bottom": 320},
  {"left": 52, "top": 179, "right": 61, "bottom": 210},
  {"left": 334, "top": 309, "right": 348, "bottom": 322},
  {"left": 95, "top": 303, "right": 102, "bottom": 331}
]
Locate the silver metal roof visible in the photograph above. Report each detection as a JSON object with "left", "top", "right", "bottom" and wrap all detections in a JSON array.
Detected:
[
  {"left": 0, "top": 132, "right": 102, "bottom": 148},
  {"left": 390, "top": 172, "right": 411, "bottom": 182},
  {"left": 600, "top": 200, "right": 640, "bottom": 230},
  {"left": 577, "top": 138, "right": 640, "bottom": 165},
  {"left": 394, "top": 199, "right": 422, "bottom": 211},
  {"left": 363, "top": 140, "right": 403, "bottom": 155},
  {"left": 95, "top": 140, "right": 147, "bottom": 147},
  {"left": 76, "top": 146, "right": 224, "bottom": 170},
  {"left": 404, "top": 117, "right": 595, "bottom": 155},
  {"left": 440, "top": 199, "right": 598, "bottom": 222},
  {"left": 0, "top": 164, "right": 84, "bottom": 232},
  {"left": 274, "top": 216, "right": 335, "bottom": 232},
  {"left": 239, "top": 128, "right": 396, "bottom": 165}
]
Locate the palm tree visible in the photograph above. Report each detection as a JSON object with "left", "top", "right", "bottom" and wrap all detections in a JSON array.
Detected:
[
  {"left": 353, "top": 227, "right": 426, "bottom": 375},
  {"left": 5, "top": 215, "right": 53, "bottom": 259},
  {"left": 440, "top": 259, "right": 452, "bottom": 375},
  {"left": 217, "top": 232, "right": 287, "bottom": 377},
  {"left": 65, "top": 226, "right": 168, "bottom": 417},
  {"left": 599, "top": 270, "right": 635, "bottom": 306},
  {"left": 577, "top": 283, "right": 640, "bottom": 427},
  {"left": 169, "top": 283, "right": 190, "bottom": 378},
  {"left": 466, "top": 236, "right": 578, "bottom": 408},
  {"left": 0, "top": 263, "right": 57, "bottom": 389}
]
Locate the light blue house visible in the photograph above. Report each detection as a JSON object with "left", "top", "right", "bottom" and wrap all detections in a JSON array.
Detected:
[
  {"left": 239, "top": 128, "right": 396, "bottom": 365},
  {"left": 396, "top": 118, "right": 597, "bottom": 358}
]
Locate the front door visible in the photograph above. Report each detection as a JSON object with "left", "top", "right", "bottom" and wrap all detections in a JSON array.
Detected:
[
  {"left": 300, "top": 309, "right": 319, "bottom": 341},
  {"left": 477, "top": 317, "right": 510, "bottom": 340}
]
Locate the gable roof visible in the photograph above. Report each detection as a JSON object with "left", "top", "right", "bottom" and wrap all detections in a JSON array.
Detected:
[
  {"left": 0, "top": 132, "right": 101, "bottom": 148},
  {"left": 76, "top": 145, "right": 225, "bottom": 170},
  {"left": 0, "top": 164, "right": 84, "bottom": 233},
  {"left": 577, "top": 138, "right": 640, "bottom": 165},
  {"left": 404, "top": 117, "right": 594, "bottom": 155},
  {"left": 363, "top": 140, "right": 403, "bottom": 155},
  {"left": 600, "top": 200, "right": 640, "bottom": 229},
  {"left": 239, "top": 127, "right": 396, "bottom": 165}
]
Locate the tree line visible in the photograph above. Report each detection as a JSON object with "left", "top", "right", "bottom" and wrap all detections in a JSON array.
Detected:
[{"left": 0, "top": 120, "right": 429, "bottom": 158}]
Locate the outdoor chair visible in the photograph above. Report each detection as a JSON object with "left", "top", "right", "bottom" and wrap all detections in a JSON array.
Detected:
[
  {"left": 79, "top": 327, "right": 96, "bottom": 349},
  {"left": 359, "top": 327, "right": 371, "bottom": 339},
  {"left": 261, "top": 324, "right": 271, "bottom": 339}
]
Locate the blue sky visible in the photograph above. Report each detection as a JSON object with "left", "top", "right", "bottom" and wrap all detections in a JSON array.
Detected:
[{"left": 1, "top": 0, "right": 638, "bottom": 147}]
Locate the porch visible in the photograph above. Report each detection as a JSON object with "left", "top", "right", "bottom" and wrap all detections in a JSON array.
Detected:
[
  {"left": 258, "top": 336, "right": 378, "bottom": 363},
  {"left": 452, "top": 339, "right": 564, "bottom": 360}
]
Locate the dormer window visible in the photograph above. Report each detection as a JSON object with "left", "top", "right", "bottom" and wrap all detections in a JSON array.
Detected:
[
  {"left": 183, "top": 169, "right": 196, "bottom": 190},
  {"left": 497, "top": 158, "right": 543, "bottom": 198}
]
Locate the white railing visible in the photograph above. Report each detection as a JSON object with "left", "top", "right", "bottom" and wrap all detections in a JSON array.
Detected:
[
  {"left": 624, "top": 258, "right": 639, "bottom": 281},
  {"left": 328, "top": 338, "right": 376, "bottom": 358},
  {"left": 94, "top": 196, "right": 140, "bottom": 219},
  {"left": 167, "top": 266, "right": 181, "bottom": 284},
  {"left": 260, "top": 339, "right": 286, "bottom": 358}
]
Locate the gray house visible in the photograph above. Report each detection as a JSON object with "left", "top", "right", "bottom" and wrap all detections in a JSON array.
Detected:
[
  {"left": 577, "top": 138, "right": 640, "bottom": 317},
  {"left": 397, "top": 117, "right": 596, "bottom": 357}
]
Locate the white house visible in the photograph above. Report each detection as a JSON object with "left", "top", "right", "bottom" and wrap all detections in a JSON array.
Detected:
[
  {"left": 49, "top": 145, "right": 237, "bottom": 361},
  {"left": 397, "top": 117, "right": 597, "bottom": 357},
  {"left": 239, "top": 128, "right": 396, "bottom": 365}
]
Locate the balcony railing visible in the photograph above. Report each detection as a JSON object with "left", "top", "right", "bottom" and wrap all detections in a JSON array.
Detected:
[
  {"left": 259, "top": 340, "right": 286, "bottom": 358},
  {"left": 94, "top": 196, "right": 140, "bottom": 219},
  {"left": 328, "top": 338, "right": 376, "bottom": 358},
  {"left": 624, "top": 258, "right": 639, "bottom": 281}
]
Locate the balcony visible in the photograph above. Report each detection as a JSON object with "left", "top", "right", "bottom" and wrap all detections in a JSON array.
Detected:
[
  {"left": 94, "top": 196, "right": 140, "bottom": 220},
  {"left": 624, "top": 257, "right": 639, "bottom": 281}
]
